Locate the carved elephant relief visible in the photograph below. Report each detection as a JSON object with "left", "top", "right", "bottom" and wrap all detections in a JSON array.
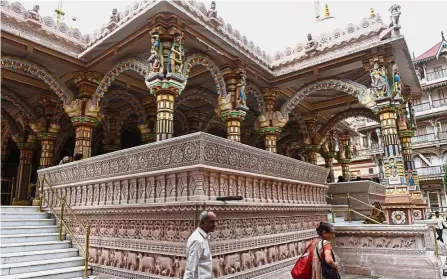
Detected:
[
  {"left": 224, "top": 253, "right": 242, "bottom": 275},
  {"left": 138, "top": 253, "right": 155, "bottom": 273},
  {"left": 212, "top": 256, "right": 225, "bottom": 278}
]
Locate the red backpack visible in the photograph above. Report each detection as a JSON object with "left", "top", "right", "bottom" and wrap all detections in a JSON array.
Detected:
[{"left": 291, "top": 240, "right": 315, "bottom": 279}]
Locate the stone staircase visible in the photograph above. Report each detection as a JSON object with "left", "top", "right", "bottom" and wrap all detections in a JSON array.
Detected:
[{"left": 0, "top": 206, "right": 89, "bottom": 279}]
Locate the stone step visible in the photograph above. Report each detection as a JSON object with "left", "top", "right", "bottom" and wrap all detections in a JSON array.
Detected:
[
  {"left": 5, "top": 266, "right": 87, "bottom": 279},
  {"left": 1, "top": 212, "right": 49, "bottom": 219},
  {"left": 1, "top": 240, "right": 71, "bottom": 254},
  {"left": 1, "top": 248, "right": 79, "bottom": 264},
  {"left": 0, "top": 226, "right": 59, "bottom": 235},
  {"left": 0, "top": 219, "right": 55, "bottom": 227},
  {"left": 0, "top": 233, "right": 63, "bottom": 244},
  {"left": 0, "top": 206, "right": 40, "bottom": 213},
  {"left": 1, "top": 257, "right": 84, "bottom": 276}
]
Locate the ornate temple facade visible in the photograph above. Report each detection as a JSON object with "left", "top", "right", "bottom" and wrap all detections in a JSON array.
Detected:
[
  {"left": 324, "top": 32, "right": 447, "bottom": 210},
  {"left": 0, "top": 1, "right": 439, "bottom": 278}
]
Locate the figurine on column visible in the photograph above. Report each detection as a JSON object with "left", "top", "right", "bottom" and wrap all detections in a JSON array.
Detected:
[
  {"left": 370, "top": 63, "right": 390, "bottom": 98},
  {"left": 147, "top": 33, "right": 164, "bottom": 74},
  {"left": 392, "top": 64, "right": 402, "bottom": 98},
  {"left": 167, "top": 33, "right": 185, "bottom": 74},
  {"left": 207, "top": 1, "right": 217, "bottom": 18},
  {"left": 235, "top": 69, "right": 248, "bottom": 110}
]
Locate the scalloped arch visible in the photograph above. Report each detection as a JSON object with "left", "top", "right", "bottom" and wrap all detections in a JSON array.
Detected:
[
  {"left": 94, "top": 58, "right": 149, "bottom": 105},
  {"left": 175, "top": 87, "right": 218, "bottom": 109},
  {"left": 245, "top": 83, "right": 265, "bottom": 114},
  {"left": 1, "top": 109, "right": 22, "bottom": 137},
  {"left": 318, "top": 108, "right": 379, "bottom": 145},
  {"left": 280, "top": 79, "right": 369, "bottom": 115},
  {"left": 1, "top": 88, "right": 38, "bottom": 121},
  {"left": 182, "top": 54, "right": 226, "bottom": 96},
  {"left": 1, "top": 56, "right": 74, "bottom": 104},
  {"left": 101, "top": 90, "right": 148, "bottom": 125}
]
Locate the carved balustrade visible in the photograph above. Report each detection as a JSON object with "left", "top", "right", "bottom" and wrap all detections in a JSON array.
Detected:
[
  {"left": 333, "top": 224, "right": 442, "bottom": 279},
  {"left": 38, "top": 132, "right": 329, "bottom": 279}
]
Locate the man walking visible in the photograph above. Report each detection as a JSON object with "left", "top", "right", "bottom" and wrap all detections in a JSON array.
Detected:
[
  {"left": 432, "top": 211, "right": 447, "bottom": 243},
  {"left": 183, "top": 211, "right": 217, "bottom": 279}
]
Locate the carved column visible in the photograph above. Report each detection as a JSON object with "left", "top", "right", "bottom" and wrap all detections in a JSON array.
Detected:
[
  {"left": 145, "top": 25, "right": 186, "bottom": 142},
  {"left": 218, "top": 67, "right": 248, "bottom": 142},
  {"left": 320, "top": 136, "right": 336, "bottom": 182},
  {"left": 397, "top": 90, "right": 421, "bottom": 193},
  {"left": 365, "top": 54, "right": 426, "bottom": 224},
  {"left": 303, "top": 116, "right": 320, "bottom": 165},
  {"left": 142, "top": 101, "right": 157, "bottom": 143},
  {"left": 11, "top": 136, "right": 36, "bottom": 205},
  {"left": 337, "top": 133, "right": 352, "bottom": 181},
  {"left": 65, "top": 72, "right": 103, "bottom": 159},
  {"left": 38, "top": 135, "right": 57, "bottom": 168},
  {"left": 256, "top": 88, "right": 288, "bottom": 153},
  {"left": 72, "top": 118, "right": 98, "bottom": 158}
]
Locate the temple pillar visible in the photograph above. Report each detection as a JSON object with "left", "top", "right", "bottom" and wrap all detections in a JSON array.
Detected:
[
  {"left": 304, "top": 145, "right": 320, "bottom": 165},
  {"left": 217, "top": 67, "right": 249, "bottom": 142},
  {"left": 65, "top": 72, "right": 103, "bottom": 159},
  {"left": 256, "top": 88, "right": 288, "bottom": 152},
  {"left": 38, "top": 135, "right": 57, "bottom": 168},
  {"left": 320, "top": 136, "right": 336, "bottom": 182},
  {"left": 365, "top": 54, "right": 426, "bottom": 224},
  {"left": 72, "top": 118, "right": 98, "bottom": 158},
  {"left": 336, "top": 133, "right": 352, "bottom": 181},
  {"left": 11, "top": 137, "right": 36, "bottom": 205},
  {"left": 144, "top": 25, "right": 186, "bottom": 141}
]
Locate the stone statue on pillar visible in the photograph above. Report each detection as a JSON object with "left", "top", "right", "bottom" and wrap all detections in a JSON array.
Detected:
[
  {"left": 235, "top": 68, "right": 248, "bottom": 110},
  {"left": 147, "top": 33, "right": 164, "bottom": 74},
  {"left": 370, "top": 62, "right": 390, "bottom": 98},
  {"left": 167, "top": 33, "right": 185, "bottom": 74}
]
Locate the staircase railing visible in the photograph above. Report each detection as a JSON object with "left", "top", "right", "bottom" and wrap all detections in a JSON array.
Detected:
[
  {"left": 39, "top": 176, "right": 91, "bottom": 279},
  {"left": 326, "top": 193, "right": 384, "bottom": 224}
]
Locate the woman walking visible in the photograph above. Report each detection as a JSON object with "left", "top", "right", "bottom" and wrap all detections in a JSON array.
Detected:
[{"left": 312, "top": 222, "right": 340, "bottom": 279}]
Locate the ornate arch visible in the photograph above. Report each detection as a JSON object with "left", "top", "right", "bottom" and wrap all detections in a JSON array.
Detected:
[
  {"left": 101, "top": 90, "right": 148, "bottom": 125},
  {"left": 245, "top": 83, "right": 265, "bottom": 114},
  {"left": 318, "top": 108, "right": 379, "bottom": 144},
  {"left": 1, "top": 87, "right": 39, "bottom": 121},
  {"left": 182, "top": 53, "right": 227, "bottom": 96},
  {"left": 1, "top": 109, "right": 22, "bottom": 137},
  {"left": 175, "top": 87, "right": 218, "bottom": 109},
  {"left": 280, "top": 79, "right": 371, "bottom": 115},
  {"left": 94, "top": 58, "right": 149, "bottom": 105},
  {"left": 1, "top": 56, "right": 74, "bottom": 104},
  {"left": 174, "top": 110, "right": 190, "bottom": 135},
  {"left": 115, "top": 108, "right": 134, "bottom": 136}
]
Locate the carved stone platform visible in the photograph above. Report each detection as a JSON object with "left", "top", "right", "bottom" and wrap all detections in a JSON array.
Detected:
[
  {"left": 334, "top": 224, "right": 442, "bottom": 279},
  {"left": 327, "top": 181, "right": 386, "bottom": 221},
  {"left": 38, "top": 132, "right": 330, "bottom": 279}
]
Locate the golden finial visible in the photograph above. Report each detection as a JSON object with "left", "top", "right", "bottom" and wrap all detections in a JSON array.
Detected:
[
  {"left": 324, "top": 3, "right": 330, "bottom": 17},
  {"left": 370, "top": 8, "right": 375, "bottom": 17}
]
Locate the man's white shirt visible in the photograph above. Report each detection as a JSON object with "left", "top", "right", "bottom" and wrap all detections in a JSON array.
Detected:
[
  {"left": 433, "top": 216, "right": 447, "bottom": 230},
  {"left": 183, "top": 227, "right": 212, "bottom": 279}
]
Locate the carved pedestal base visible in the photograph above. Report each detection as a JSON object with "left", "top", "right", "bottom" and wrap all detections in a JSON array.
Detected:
[{"left": 38, "top": 132, "right": 330, "bottom": 279}]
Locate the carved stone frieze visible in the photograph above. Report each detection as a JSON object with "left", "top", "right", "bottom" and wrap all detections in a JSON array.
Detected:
[{"left": 39, "top": 133, "right": 328, "bottom": 187}]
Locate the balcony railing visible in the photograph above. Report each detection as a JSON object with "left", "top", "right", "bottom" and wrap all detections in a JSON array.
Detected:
[
  {"left": 413, "top": 100, "right": 447, "bottom": 112},
  {"left": 413, "top": 102, "right": 432, "bottom": 112},
  {"left": 416, "top": 166, "right": 443, "bottom": 176},
  {"left": 427, "top": 69, "right": 447, "bottom": 81},
  {"left": 432, "top": 99, "right": 447, "bottom": 108},
  {"left": 412, "top": 133, "right": 435, "bottom": 144},
  {"left": 439, "top": 131, "right": 447, "bottom": 141}
]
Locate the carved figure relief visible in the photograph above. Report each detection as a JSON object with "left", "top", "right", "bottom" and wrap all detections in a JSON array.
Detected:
[
  {"left": 167, "top": 33, "right": 185, "bottom": 74},
  {"left": 147, "top": 33, "right": 164, "bottom": 73},
  {"left": 370, "top": 63, "right": 390, "bottom": 98}
]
